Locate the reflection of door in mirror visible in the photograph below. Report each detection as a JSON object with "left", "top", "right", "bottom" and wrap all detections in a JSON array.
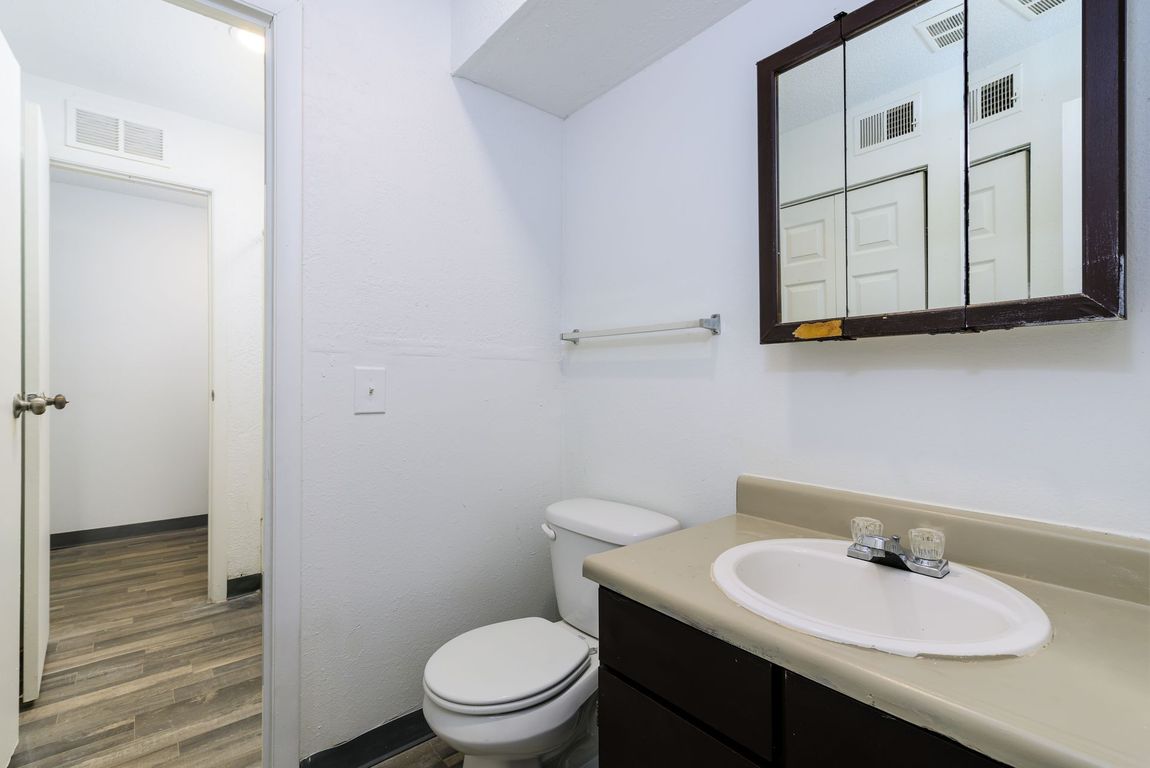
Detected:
[
  {"left": 969, "top": 150, "right": 1029, "bottom": 303},
  {"left": 847, "top": 173, "right": 927, "bottom": 316},
  {"left": 845, "top": 0, "right": 966, "bottom": 316},
  {"left": 968, "top": 0, "right": 1082, "bottom": 302},
  {"left": 776, "top": 47, "right": 845, "bottom": 324},
  {"left": 780, "top": 195, "right": 845, "bottom": 322}
]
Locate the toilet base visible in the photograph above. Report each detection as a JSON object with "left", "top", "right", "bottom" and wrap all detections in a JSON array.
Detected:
[{"left": 462, "top": 757, "right": 540, "bottom": 768}]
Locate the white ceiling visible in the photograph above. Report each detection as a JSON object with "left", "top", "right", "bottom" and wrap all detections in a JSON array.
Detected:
[
  {"left": 454, "top": 0, "right": 752, "bottom": 118},
  {"left": 0, "top": 0, "right": 264, "bottom": 134}
]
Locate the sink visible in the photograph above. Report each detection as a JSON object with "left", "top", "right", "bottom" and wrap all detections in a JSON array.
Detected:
[{"left": 711, "top": 539, "right": 1051, "bottom": 658}]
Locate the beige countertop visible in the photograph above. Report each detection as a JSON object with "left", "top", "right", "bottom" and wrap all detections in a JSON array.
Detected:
[{"left": 584, "top": 512, "right": 1150, "bottom": 768}]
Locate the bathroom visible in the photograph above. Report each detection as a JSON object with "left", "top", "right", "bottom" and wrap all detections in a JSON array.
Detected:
[{"left": 0, "top": 0, "right": 1147, "bottom": 767}]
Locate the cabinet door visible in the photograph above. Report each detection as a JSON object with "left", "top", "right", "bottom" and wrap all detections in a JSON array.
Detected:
[
  {"left": 599, "top": 589, "right": 774, "bottom": 761},
  {"left": 783, "top": 672, "right": 1008, "bottom": 767},
  {"left": 600, "top": 669, "right": 764, "bottom": 768}
]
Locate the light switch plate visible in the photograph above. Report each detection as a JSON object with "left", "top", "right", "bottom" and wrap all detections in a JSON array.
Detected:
[{"left": 354, "top": 366, "right": 386, "bottom": 414}]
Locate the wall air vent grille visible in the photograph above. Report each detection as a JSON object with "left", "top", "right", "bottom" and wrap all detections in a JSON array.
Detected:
[
  {"left": 1001, "top": 0, "right": 1068, "bottom": 18},
  {"left": 969, "top": 69, "right": 1021, "bottom": 126},
  {"left": 855, "top": 97, "right": 920, "bottom": 153},
  {"left": 74, "top": 109, "right": 120, "bottom": 153},
  {"left": 66, "top": 102, "right": 168, "bottom": 166},
  {"left": 915, "top": 7, "right": 965, "bottom": 51},
  {"left": 123, "top": 121, "right": 165, "bottom": 162}
]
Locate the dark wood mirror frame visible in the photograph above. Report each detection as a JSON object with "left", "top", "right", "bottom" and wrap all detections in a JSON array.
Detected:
[{"left": 758, "top": 0, "right": 1125, "bottom": 344}]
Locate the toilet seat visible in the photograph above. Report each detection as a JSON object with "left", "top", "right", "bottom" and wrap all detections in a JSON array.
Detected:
[{"left": 424, "top": 617, "right": 592, "bottom": 716}]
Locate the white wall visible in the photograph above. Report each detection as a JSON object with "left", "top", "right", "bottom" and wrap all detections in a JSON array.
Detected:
[
  {"left": 300, "top": 0, "right": 563, "bottom": 755},
  {"left": 24, "top": 75, "right": 264, "bottom": 579},
  {"left": 560, "top": 0, "right": 1150, "bottom": 540},
  {"left": 49, "top": 178, "right": 209, "bottom": 534}
]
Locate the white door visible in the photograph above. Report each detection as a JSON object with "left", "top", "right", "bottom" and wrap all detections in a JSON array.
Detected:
[
  {"left": 846, "top": 172, "right": 927, "bottom": 316},
  {"left": 969, "top": 151, "right": 1029, "bottom": 304},
  {"left": 779, "top": 194, "right": 846, "bottom": 322},
  {"left": 0, "top": 28, "right": 23, "bottom": 765},
  {"left": 22, "top": 104, "right": 51, "bottom": 704}
]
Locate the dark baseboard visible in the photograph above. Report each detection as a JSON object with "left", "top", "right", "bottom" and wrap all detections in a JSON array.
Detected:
[
  {"left": 50, "top": 515, "right": 208, "bottom": 550},
  {"left": 227, "top": 573, "right": 263, "bottom": 598},
  {"left": 300, "top": 709, "right": 434, "bottom": 768}
]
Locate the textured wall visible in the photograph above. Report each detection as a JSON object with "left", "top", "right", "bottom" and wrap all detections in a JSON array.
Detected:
[
  {"left": 25, "top": 76, "right": 265, "bottom": 579},
  {"left": 560, "top": 0, "right": 1150, "bottom": 539},
  {"left": 300, "top": 0, "right": 564, "bottom": 754}
]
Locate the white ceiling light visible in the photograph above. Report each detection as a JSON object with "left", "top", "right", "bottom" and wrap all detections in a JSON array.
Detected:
[{"left": 229, "top": 26, "right": 265, "bottom": 54}]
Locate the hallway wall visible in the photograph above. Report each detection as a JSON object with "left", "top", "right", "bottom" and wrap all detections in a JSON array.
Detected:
[{"left": 49, "top": 176, "right": 209, "bottom": 534}]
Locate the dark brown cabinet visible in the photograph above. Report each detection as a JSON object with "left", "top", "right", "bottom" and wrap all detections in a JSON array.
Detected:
[{"left": 598, "top": 589, "right": 1008, "bottom": 767}]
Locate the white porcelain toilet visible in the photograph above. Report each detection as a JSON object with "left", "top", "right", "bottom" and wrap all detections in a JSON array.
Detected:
[{"left": 422, "top": 499, "right": 679, "bottom": 768}]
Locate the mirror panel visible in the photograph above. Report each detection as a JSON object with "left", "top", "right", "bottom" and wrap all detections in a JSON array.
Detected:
[
  {"left": 845, "top": 0, "right": 966, "bottom": 317},
  {"left": 776, "top": 48, "right": 846, "bottom": 324},
  {"left": 967, "top": 0, "right": 1083, "bottom": 303}
]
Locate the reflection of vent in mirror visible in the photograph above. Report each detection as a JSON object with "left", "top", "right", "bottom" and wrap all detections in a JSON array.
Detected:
[
  {"left": 1000, "top": 0, "right": 1068, "bottom": 18},
  {"left": 74, "top": 109, "right": 120, "bottom": 153},
  {"left": 67, "top": 102, "right": 167, "bottom": 166},
  {"left": 969, "top": 70, "right": 1020, "bottom": 126},
  {"left": 915, "top": 6, "right": 964, "bottom": 51},
  {"left": 856, "top": 97, "right": 919, "bottom": 153}
]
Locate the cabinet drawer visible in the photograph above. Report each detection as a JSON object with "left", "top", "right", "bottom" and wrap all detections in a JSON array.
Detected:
[
  {"left": 598, "top": 589, "right": 774, "bottom": 761},
  {"left": 783, "top": 671, "right": 1008, "bottom": 767},
  {"left": 600, "top": 668, "right": 764, "bottom": 768}
]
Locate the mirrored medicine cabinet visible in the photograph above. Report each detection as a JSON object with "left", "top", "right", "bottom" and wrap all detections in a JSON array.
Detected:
[{"left": 758, "top": 0, "right": 1125, "bottom": 343}]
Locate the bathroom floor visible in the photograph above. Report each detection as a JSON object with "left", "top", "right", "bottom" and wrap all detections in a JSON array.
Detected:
[
  {"left": 378, "top": 737, "right": 462, "bottom": 767},
  {"left": 11, "top": 528, "right": 263, "bottom": 767}
]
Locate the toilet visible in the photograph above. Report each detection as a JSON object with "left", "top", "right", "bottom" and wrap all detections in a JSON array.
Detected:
[{"left": 422, "top": 499, "right": 680, "bottom": 768}]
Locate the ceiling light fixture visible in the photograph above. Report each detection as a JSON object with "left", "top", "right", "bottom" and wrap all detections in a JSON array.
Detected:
[{"left": 229, "top": 26, "right": 265, "bottom": 54}]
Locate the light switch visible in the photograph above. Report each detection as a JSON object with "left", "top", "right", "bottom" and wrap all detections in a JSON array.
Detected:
[{"left": 354, "top": 367, "right": 386, "bottom": 414}]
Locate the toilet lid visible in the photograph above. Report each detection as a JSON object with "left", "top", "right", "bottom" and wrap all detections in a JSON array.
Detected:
[{"left": 424, "top": 618, "right": 591, "bottom": 709}]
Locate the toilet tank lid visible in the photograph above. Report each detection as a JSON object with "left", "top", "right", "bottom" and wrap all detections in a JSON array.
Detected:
[{"left": 545, "top": 498, "right": 679, "bottom": 545}]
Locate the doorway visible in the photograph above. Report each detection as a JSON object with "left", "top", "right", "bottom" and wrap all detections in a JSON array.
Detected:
[{"left": 0, "top": 0, "right": 268, "bottom": 764}]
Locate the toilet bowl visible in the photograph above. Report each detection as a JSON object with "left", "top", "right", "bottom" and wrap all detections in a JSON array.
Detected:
[
  {"left": 423, "top": 619, "right": 599, "bottom": 768},
  {"left": 422, "top": 499, "right": 679, "bottom": 768}
]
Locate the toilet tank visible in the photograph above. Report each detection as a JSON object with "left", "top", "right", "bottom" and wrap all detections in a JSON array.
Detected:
[{"left": 544, "top": 499, "right": 679, "bottom": 638}]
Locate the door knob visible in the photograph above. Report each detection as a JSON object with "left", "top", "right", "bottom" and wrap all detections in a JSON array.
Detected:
[
  {"left": 13, "top": 394, "right": 48, "bottom": 418},
  {"left": 12, "top": 393, "right": 68, "bottom": 418}
]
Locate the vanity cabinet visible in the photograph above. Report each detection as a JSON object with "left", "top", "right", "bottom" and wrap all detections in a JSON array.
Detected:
[{"left": 598, "top": 589, "right": 1008, "bottom": 767}]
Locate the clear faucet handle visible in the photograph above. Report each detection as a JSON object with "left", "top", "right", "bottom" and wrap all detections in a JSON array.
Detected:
[
  {"left": 850, "top": 516, "right": 883, "bottom": 544},
  {"left": 909, "top": 528, "right": 946, "bottom": 562}
]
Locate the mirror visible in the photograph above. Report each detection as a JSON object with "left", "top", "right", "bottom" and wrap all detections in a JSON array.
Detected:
[
  {"left": 759, "top": 0, "right": 1123, "bottom": 343},
  {"left": 777, "top": 48, "right": 845, "bottom": 323},
  {"left": 845, "top": 0, "right": 965, "bottom": 316},
  {"left": 967, "top": 0, "right": 1083, "bottom": 303}
]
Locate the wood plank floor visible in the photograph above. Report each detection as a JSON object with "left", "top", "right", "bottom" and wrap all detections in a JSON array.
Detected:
[{"left": 12, "top": 528, "right": 262, "bottom": 768}]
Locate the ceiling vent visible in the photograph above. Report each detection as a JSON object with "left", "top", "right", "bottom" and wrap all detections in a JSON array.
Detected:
[
  {"left": 969, "top": 68, "right": 1021, "bottom": 126},
  {"left": 1000, "top": 0, "right": 1069, "bottom": 18},
  {"left": 66, "top": 103, "right": 167, "bottom": 166},
  {"left": 915, "top": 6, "right": 965, "bottom": 51},
  {"left": 854, "top": 96, "right": 920, "bottom": 154}
]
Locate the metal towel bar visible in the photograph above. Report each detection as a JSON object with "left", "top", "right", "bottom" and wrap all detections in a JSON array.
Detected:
[{"left": 561, "top": 314, "right": 721, "bottom": 344}]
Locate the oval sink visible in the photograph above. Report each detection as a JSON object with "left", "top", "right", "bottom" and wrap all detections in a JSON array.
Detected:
[{"left": 711, "top": 539, "right": 1050, "bottom": 658}]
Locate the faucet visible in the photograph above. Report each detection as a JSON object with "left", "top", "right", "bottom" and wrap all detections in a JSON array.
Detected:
[{"left": 846, "top": 517, "right": 950, "bottom": 578}]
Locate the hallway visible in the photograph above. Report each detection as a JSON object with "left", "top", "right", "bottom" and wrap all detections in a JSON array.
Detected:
[{"left": 12, "top": 528, "right": 262, "bottom": 767}]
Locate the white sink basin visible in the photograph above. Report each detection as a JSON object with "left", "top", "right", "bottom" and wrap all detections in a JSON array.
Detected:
[{"left": 711, "top": 539, "right": 1051, "bottom": 658}]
